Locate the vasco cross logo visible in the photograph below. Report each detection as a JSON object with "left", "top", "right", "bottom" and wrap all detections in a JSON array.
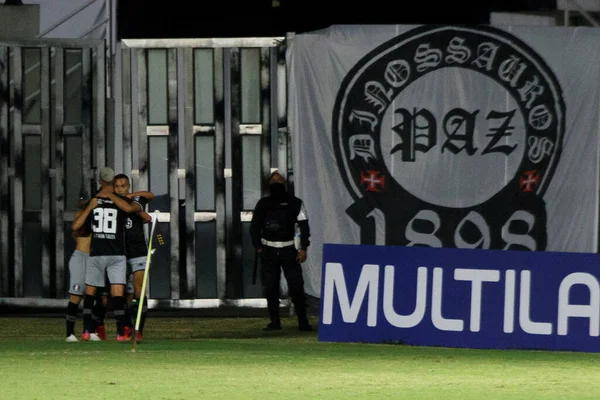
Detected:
[{"left": 333, "top": 25, "right": 565, "bottom": 251}]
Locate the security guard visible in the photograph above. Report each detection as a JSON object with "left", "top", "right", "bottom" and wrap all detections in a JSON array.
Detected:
[{"left": 250, "top": 170, "right": 313, "bottom": 331}]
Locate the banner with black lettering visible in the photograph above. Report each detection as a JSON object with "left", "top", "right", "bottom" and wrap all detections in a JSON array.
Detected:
[{"left": 287, "top": 24, "right": 600, "bottom": 298}]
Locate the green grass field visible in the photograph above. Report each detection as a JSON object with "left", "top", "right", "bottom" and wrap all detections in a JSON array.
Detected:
[{"left": 1, "top": 315, "right": 600, "bottom": 399}]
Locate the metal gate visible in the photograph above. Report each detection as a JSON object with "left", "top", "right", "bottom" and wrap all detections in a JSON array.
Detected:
[
  {"left": 0, "top": 38, "right": 105, "bottom": 301},
  {"left": 119, "top": 38, "right": 289, "bottom": 308}
]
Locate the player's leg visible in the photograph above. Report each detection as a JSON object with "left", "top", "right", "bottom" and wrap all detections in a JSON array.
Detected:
[
  {"left": 81, "top": 285, "right": 100, "bottom": 341},
  {"left": 65, "top": 250, "right": 87, "bottom": 341},
  {"left": 93, "top": 291, "right": 108, "bottom": 340},
  {"left": 130, "top": 256, "right": 148, "bottom": 340},
  {"left": 65, "top": 295, "right": 82, "bottom": 342},
  {"left": 106, "top": 255, "right": 130, "bottom": 341},
  {"left": 82, "top": 256, "right": 105, "bottom": 341},
  {"left": 123, "top": 260, "right": 135, "bottom": 336}
]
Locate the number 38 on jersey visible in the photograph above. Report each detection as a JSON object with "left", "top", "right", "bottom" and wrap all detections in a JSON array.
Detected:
[{"left": 92, "top": 208, "right": 118, "bottom": 235}]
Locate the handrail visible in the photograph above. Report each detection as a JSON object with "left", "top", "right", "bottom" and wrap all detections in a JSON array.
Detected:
[{"left": 37, "top": 0, "right": 98, "bottom": 37}]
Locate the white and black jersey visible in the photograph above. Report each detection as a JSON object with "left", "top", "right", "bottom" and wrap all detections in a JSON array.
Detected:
[
  {"left": 124, "top": 195, "right": 149, "bottom": 259},
  {"left": 88, "top": 194, "right": 140, "bottom": 256}
]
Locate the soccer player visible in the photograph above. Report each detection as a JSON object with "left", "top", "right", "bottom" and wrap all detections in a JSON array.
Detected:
[
  {"left": 64, "top": 198, "right": 92, "bottom": 342},
  {"left": 113, "top": 173, "right": 154, "bottom": 342},
  {"left": 71, "top": 167, "right": 143, "bottom": 342},
  {"left": 65, "top": 197, "right": 108, "bottom": 342}
]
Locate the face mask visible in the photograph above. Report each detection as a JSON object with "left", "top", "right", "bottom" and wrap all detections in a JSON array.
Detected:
[{"left": 269, "top": 182, "right": 286, "bottom": 196}]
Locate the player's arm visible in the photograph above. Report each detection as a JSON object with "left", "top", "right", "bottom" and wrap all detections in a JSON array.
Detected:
[
  {"left": 71, "top": 224, "right": 91, "bottom": 238},
  {"left": 128, "top": 191, "right": 155, "bottom": 201},
  {"left": 104, "top": 192, "right": 142, "bottom": 214},
  {"left": 71, "top": 198, "right": 97, "bottom": 232},
  {"left": 139, "top": 210, "right": 153, "bottom": 224}
]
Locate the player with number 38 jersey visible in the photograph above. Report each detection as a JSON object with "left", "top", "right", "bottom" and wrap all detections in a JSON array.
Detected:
[
  {"left": 71, "top": 167, "right": 143, "bottom": 342},
  {"left": 89, "top": 195, "right": 142, "bottom": 256}
]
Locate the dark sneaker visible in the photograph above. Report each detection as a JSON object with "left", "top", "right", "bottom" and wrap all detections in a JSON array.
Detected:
[{"left": 263, "top": 322, "right": 282, "bottom": 331}]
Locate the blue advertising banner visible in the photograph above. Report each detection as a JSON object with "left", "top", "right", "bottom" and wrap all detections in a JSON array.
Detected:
[{"left": 319, "top": 244, "right": 600, "bottom": 352}]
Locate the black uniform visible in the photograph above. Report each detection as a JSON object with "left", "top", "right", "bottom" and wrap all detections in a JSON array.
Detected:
[
  {"left": 124, "top": 195, "right": 149, "bottom": 259},
  {"left": 250, "top": 183, "right": 311, "bottom": 330},
  {"left": 88, "top": 194, "right": 137, "bottom": 257},
  {"left": 123, "top": 195, "right": 150, "bottom": 335},
  {"left": 82, "top": 192, "right": 141, "bottom": 337}
]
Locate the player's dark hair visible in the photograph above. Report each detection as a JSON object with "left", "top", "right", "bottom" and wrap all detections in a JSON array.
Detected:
[{"left": 114, "top": 173, "right": 130, "bottom": 182}]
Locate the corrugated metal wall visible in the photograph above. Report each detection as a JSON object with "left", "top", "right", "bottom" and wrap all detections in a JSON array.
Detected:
[
  {"left": 119, "top": 38, "right": 289, "bottom": 309},
  {"left": 0, "top": 37, "right": 291, "bottom": 312},
  {"left": 0, "top": 38, "right": 105, "bottom": 302}
]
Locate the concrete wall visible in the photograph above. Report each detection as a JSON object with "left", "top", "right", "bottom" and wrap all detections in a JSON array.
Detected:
[
  {"left": 0, "top": 4, "right": 40, "bottom": 38},
  {"left": 32, "top": 0, "right": 108, "bottom": 39}
]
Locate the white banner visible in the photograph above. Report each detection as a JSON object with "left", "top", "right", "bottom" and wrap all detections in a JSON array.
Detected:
[{"left": 287, "top": 24, "right": 600, "bottom": 298}]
